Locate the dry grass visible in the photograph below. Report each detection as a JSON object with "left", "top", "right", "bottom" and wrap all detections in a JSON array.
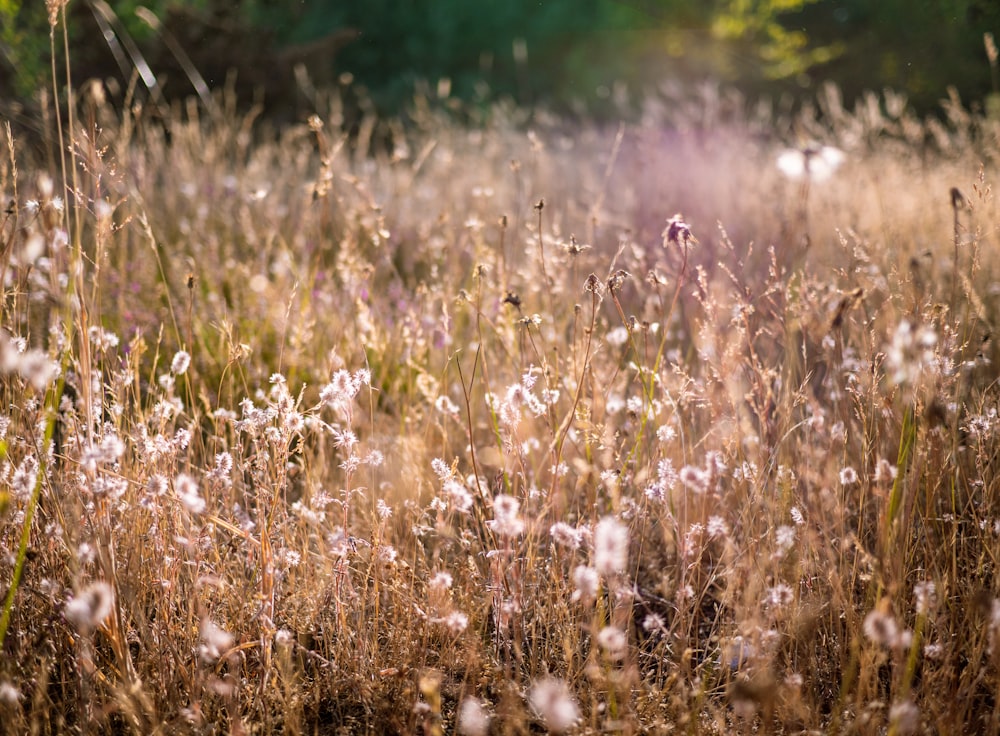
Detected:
[{"left": 3, "top": 50, "right": 1000, "bottom": 735}]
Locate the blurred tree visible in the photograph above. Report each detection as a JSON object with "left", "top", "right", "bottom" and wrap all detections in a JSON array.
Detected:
[{"left": 1, "top": 0, "right": 999, "bottom": 122}]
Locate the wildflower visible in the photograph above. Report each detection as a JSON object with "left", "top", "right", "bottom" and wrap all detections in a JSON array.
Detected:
[
  {"left": 320, "top": 368, "right": 369, "bottom": 416},
  {"left": 888, "top": 700, "right": 921, "bottom": 736},
  {"left": 606, "top": 326, "right": 629, "bottom": 347},
  {"left": 663, "top": 213, "right": 697, "bottom": 249},
  {"left": 457, "top": 697, "right": 490, "bottom": 736},
  {"left": 776, "top": 144, "right": 845, "bottom": 182},
  {"left": 773, "top": 525, "right": 796, "bottom": 559},
  {"left": 571, "top": 565, "right": 600, "bottom": 603},
  {"left": 886, "top": 320, "right": 938, "bottom": 385},
  {"left": 839, "top": 466, "right": 858, "bottom": 486},
  {"left": 275, "top": 548, "right": 301, "bottom": 569},
  {"left": 429, "top": 571, "right": 453, "bottom": 591},
  {"left": 486, "top": 494, "right": 524, "bottom": 538},
  {"left": 11, "top": 456, "right": 38, "bottom": 499},
  {"left": 863, "top": 608, "right": 899, "bottom": 647},
  {"left": 923, "top": 642, "right": 944, "bottom": 660},
  {"left": 208, "top": 452, "right": 233, "bottom": 488},
  {"left": 175, "top": 473, "right": 205, "bottom": 514},
  {"left": 199, "top": 618, "right": 234, "bottom": 663},
  {"left": 679, "top": 465, "right": 709, "bottom": 494},
  {"left": 584, "top": 273, "right": 605, "bottom": 297},
  {"left": 642, "top": 612, "right": 666, "bottom": 633},
  {"left": 77, "top": 542, "right": 96, "bottom": 565},
  {"left": 441, "top": 610, "right": 469, "bottom": 635},
  {"left": 435, "top": 395, "right": 459, "bottom": 415},
  {"left": 170, "top": 350, "right": 191, "bottom": 375},
  {"left": 431, "top": 458, "right": 451, "bottom": 479},
  {"left": 706, "top": 515, "right": 730, "bottom": 540},
  {"left": 914, "top": 580, "right": 937, "bottom": 615},
  {"left": 874, "top": 458, "right": 898, "bottom": 483},
  {"left": 64, "top": 581, "right": 114, "bottom": 632},
  {"left": 607, "top": 269, "right": 630, "bottom": 294},
  {"left": 765, "top": 583, "right": 795, "bottom": 609},
  {"left": 443, "top": 478, "right": 474, "bottom": 513},
  {"left": 656, "top": 424, "right": 677, "bottom": 442},
  {"left": 88, "top": 327, "right": 120, "bottom": 351},
  {"left": 529, "top": 677, "right": 579, "bottom": 733},
  {"left": 597, "top": 626, "right": 627, "bottom": 659},
  {"left": 549, "top": 521, "right": 582, "bottom": 550},
  {"left": 593, "top": 516, "right": 628, "bottom": 577},
  {"left": 0, "top": 681, "right": 20, "bottom": 706},
  {"left": 680, "top": 523, "right": 705, "bottom": 559}
]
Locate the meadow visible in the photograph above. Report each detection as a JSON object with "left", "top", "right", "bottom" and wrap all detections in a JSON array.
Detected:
[{"left": 2, "top": 64, "right": 1000, "bottom": 734}]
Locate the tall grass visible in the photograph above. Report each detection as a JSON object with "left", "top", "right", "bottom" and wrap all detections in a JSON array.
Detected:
[{"left": 3, "top": 30, "right": 1000, "bottom": 733}]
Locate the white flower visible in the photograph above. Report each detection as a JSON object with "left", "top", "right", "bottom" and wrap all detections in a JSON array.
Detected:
[
  {"left": 175, "top": 473, "right": 205, "bottom": 514},
  {"left": 597, "top": 626, "right": 627, "bottom": 659},
  {"left": 440, "top": 610, "right": 469, "bottom": 635},
  {"left": 65, "top": 581, "right": 114, "bottom": 632},
  {"left": 529, "top": 678, "right": 579, "bottom": 733},
  {"left": 486, "top": 494, "right": 524, "bottom": 538},
  {"left": 776, "top": 144, "right": 845, "bottom": 182},
  {"left": 914, "top": 580, "right": 937, "bottom": 615},
  {"left": 593, "top": 516, "right": 628, "bottom": 577},
  {"left": 199, "top": 618, "right": 234, "bottom": 663},
  {"left": 571, "top": 565, "right": 599, "bottom": 603},
  {"left": 429, "top": 571, "right": 453, "bottom": 591},
  {"left": 457, "top": 697, "right": 490, "bottom": 736},
  {"left": 170, "top": 350, "right": 191, "bottom": 375},
  {"left": 0, "top": 681, "right": 20, "bottom": 705}
]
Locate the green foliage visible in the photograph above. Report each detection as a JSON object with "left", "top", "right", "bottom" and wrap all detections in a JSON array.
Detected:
[
  {"left": 794, "top": 0, "right": 1000, "bottom": 110},
  {"left": 249, "top": 0, "right": 655, "bottom": 115},
  {"left": 2, "top": 0, "right": 999, "bottom": 118},
  {"left": 0, "top": 0, "right": 50, "bottom": 98},
  {"left": 0, "top": 0, "right": 214, "bottom": 98}
]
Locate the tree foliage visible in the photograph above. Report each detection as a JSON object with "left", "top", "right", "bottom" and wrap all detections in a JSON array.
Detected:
[{"left": 1, "top": 0, "right": 998, "bottom": 118}]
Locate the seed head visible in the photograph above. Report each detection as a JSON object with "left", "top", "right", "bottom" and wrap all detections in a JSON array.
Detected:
[
  {"left": 65, "top": 581, "right": 114, "bottom": 633},
  {"left": 663, "top": 214, "right": 696, "bottom": 249},
  {"left": 529, "top": 677, "right": 579, "bottom": 733}
]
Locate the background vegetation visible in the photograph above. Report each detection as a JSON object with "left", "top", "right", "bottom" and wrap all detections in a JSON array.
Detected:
[{"left": 3, "top": 0, "right": 1000, "bottom": 122}]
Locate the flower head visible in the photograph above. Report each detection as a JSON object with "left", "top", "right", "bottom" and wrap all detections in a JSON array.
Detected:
[
  {"left": 529, "top": 677, "right": 579, "bottom": 733},
  {"left": 593, "top": 516, "right": 628, "bottom": 577}
]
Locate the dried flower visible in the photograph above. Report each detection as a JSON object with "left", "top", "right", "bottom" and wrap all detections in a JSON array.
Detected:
[
  {"left": 529, "top": 677, "right": 579, "bottom": 733},
  {"left": 170, "top": 350, "right": 191, "bottom": 375},
  {"left": 65, "top": 581, "right": 114, "bottom": 632},
  {"left": 864, "top": 607, "right": 900, "bottom": 648},
  {"left": 457, "top": 697, "right": 490, "bottom": 736},
  {"left": 175, "top": 473, "right": 205, "bottom": 514},
  {"left": 889, "top": 699, "right": 921, "bottom": 735},
  {"left": 550, "top": 522, "right": 583, "bottom": 550},
  {"left": 199, "top": 618, "right": 234, "bottom": 663},
  {"left": 663, "top": 213, "right": 696, "bottom": 249},
  {"left": 597, "top": 626, "right": 627, "bottom": 659},
  {"left": 486, "top": 494, "right": 525, "bottom": 538},
  {"left": 776, "top": 144, "right": 845, "bottom": 182},
  {"left": 593, "top": 516, "right": 628, "bottom": 577},
  {"left": 440, "top": 610, "right": 469, "bottom": 635},
  {"left": 0, "top": 681, "right": 20, "bottom": 705},
  {"left": 765, "top": 583, "right": 795, "bottom": 609},
  {"left": 571, "top": 565, "right": 600, "bottom": 603},
  {"left": 914, "top": 580, "right": 937, "bottom": 615}
]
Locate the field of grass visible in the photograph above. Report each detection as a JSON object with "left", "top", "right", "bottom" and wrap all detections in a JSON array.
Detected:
[{"left": 3, "top": 53, "right": 1000, "bottom": 734}]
